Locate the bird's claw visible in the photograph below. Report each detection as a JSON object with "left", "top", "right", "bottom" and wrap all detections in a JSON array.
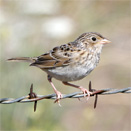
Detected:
[
  {"left": 79, "top": 87, "right": 92, "bottom": 101},
  {"left": 54, "top": 90, "right": 63, "bottom": 106}
]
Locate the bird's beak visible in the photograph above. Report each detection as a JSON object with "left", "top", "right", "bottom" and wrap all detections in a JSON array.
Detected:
[{"left": 100, "top": 39, "right": 111, "bottom": 44}]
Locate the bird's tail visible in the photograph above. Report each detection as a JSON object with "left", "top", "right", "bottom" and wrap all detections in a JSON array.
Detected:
[{"left": 7, "top": 57, "right": 36, "bottom": 63}]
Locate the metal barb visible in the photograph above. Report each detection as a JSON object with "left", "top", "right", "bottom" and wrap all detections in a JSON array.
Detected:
[
  {"left": 89, "top": 81, "right": 92, "bottom": 91},
  {"left": 88, "top": 81, "right": 98, "bottom": 108},
  {"left": 94, "top": 94, "right": 98, "bottom": 109},
  {"left": 28, "top": 84, "right": 37, "bottom": 112}
]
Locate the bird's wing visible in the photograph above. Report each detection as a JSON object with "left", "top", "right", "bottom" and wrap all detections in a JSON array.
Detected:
[{"left": 30, "top": 42, "right": 85, "bottom": 69}]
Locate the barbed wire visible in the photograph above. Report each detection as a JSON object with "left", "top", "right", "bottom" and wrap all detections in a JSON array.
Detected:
[{"left": 0, "top": 81, "right": 131, "bottom": 112}]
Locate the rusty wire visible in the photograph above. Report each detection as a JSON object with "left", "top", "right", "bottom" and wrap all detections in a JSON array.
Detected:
[{"left": 0, "top": 81, "right": 131, "bottom": 112}]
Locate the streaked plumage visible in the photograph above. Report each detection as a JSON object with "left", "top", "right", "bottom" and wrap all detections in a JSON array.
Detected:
[{"left": 8, "top": 32, "right": 111, "bottom": 103}]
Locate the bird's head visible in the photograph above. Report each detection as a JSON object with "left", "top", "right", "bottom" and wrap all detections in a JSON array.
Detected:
[{"left": 76, "top": 32, "right": 111, "bottom": 48}]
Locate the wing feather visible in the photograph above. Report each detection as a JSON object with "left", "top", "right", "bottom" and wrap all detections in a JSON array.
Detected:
[{"left": 30, "top": 42, "right": 83, "bottom": 69}]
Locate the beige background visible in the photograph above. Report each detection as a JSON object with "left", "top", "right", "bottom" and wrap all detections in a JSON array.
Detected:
[{"left": 0, "top": 0, "right": 130, "bottom": 130}]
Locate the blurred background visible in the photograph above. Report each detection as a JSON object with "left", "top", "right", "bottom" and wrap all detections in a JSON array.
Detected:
[{"left": 0, "top": 0, "right": 130, "bottom": 130}]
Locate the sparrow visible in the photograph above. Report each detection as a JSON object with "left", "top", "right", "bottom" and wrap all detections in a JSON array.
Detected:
[{"left": 8, "top": 32, "right": 111, "bottom": 103}]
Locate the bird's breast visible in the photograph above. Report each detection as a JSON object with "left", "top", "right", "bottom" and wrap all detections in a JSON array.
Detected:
[
  {"left": 44, "top": 54, "right": 100, "bottom": 82},
  {"left": 44, "top": 47, "right": 102, "bottom": 82}
]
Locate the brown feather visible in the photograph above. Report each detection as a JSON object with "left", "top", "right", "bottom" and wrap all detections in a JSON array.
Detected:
[{"left": 7, "top": 57, "right": 36, "bottom": 63}]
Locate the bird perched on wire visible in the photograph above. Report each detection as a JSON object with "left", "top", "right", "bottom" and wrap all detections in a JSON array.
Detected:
[{"left": 8, "top": 32, "right": 110, "bottom": 104}]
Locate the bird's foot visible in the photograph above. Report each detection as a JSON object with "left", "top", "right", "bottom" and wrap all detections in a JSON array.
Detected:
[
  {"left": 79, "top": 87, "right": 92, "bottom": 101},
  {"left": 54, "top": 90, "right": 63, "bottom": 107}
]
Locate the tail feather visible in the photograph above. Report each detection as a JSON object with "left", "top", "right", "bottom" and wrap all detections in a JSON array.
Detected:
[{"left": 7, "top": 57, "right": 36, "bottom": 63}]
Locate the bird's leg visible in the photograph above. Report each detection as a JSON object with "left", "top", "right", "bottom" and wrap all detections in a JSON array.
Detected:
[
  {"left": 48, "top": 75, "right": 62, "bottom": 105},
  {"left": 62, "top": 81, "right": 92, "bottom": 101}
]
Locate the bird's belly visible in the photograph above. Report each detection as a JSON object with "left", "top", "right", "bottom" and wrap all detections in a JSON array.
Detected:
[{"left": 44, "top": 64, "right": 95, "bottom": 82}]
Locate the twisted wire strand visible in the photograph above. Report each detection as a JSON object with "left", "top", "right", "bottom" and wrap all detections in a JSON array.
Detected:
[{"left": 0, "top": 87, "right": 131, "bottom": 104}]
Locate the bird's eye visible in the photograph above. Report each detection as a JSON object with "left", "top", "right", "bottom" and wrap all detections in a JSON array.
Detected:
[{"left": 91, "top": 37, "right": 97, "bottom": 41}]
